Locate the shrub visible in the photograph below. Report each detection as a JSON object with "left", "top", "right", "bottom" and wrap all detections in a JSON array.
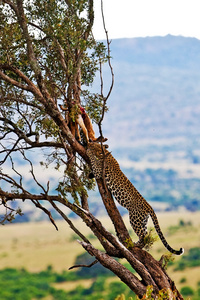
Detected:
[
  {"left": 75, "top": 252, "right": 113, "bottom": 278},
  {"left": 175, "top": 247, "right": 200, "bottom": 270},
  {"left": 179, "top": 277, "right": 187, "bottom": 284},
  {"left": 180, "top": 286, "right": 194, "bottom": 296}
]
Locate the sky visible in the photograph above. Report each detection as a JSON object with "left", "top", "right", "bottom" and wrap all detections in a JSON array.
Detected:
[{"left": 93, "top": 0, "right": 200, "bottom": 40}]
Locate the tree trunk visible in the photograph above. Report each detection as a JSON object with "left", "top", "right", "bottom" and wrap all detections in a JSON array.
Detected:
[{"left": 87, "top": 179, "right": 184, "bottom": 299}]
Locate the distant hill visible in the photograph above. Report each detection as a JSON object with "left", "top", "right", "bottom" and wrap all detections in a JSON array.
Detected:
[
  {"left": 110, "top": 35, "right": 200, "bottom": 68},
  {"left": 100, "top": 35, "right": 200, "bottom": 147},
  {"left": 93, "top": 35, "right": 200, "bottom": 210}
]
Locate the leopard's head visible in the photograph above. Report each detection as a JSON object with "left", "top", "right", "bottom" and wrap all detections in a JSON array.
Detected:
[
  {"left": 86, "top": 142, "right": 109, "bottom": 161},
  {"left": 86, "top": 142, "right": 110, "bottom": 179}
]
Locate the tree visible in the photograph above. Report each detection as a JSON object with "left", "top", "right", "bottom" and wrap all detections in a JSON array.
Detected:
[{"left": 0, "top": 1, "right": 183, "bottom": 299}]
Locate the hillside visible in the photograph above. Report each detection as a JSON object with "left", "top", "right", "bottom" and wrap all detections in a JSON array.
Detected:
[
  {"left": 95, "top": 35, "right": 200, "bottom": 210},
  {"left": 101, "top": 35, "right": 200, "bottom": 145}
]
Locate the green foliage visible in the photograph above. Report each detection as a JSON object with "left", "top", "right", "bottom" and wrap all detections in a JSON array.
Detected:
[
  {"left": 157, "top": 289, "right": 173, "bottom": 300},
  {"left": 0, "top": 199, "right": 24, "bottom": 225},
  {"left": 115, "top": 295, "right": 126, "bottom": 300},
  {"left": 125, "top": 236, "right": 135, "bottom": 249},
  {"left": 159, "top": 253, "right": 175, "bottom": 270},
  {"left": 179, "top": 277, "right": 187, "bottom": 284},
  {"left": 75, "top": 252, "right": 113, "bottom": 278},
  {"left": 137, "top": 285, "right": 176, "bottom": 300},
  {"left": 104, "top": 282, "right": 135, "bottom": 300},
  {"left": 175, "top": 247, "right": 200, "bottom": 271},
  {"left": 143, "top": 228, "right": 158, "bottom": 251},
  {"left": 0, "top": 0, "right": 108, "bottom": 205},
  {"left": 0, "top": 266, "right": 136, "bottom": 300},
  {"left": 0, "top": 266, "right": 86, "bottom": 300},
  {"left": 0, "top": 268, "right": 51, "bottom": 300},
  {"left": 56, "top": 161, "right": 95, "bottom": 203},
  {"left": 180, "top": 286, "right": 194, "bottom": 297},
  {"left": 136, "top": 285, "right": 153, "bottom": 300},
  {"left": 115, "top": 295, "right": 134, "bottom": 300},
  {"left": 83, "top": 89, "right": 109, "bottom": 124},
  {"left": 1, "top": 264, "right": 200, "bottom": 300}
]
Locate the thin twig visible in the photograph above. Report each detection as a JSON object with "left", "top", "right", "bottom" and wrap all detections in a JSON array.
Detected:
[
  {"left": 49, "top": 200, "right": 91, "bottom": 244},
  {"left": 31, "top": 199, "right": 58, "bottom": 231},
  {"left": 9, "top": 155, "right": 23, "bottom": 187},
  {"left": 97, "top": 0, "right": 114, "bottom": 140},
  {"left": 20, "top": 149, "right": 47, "bottom": 195},
  {"left": 69, "top": 259, "right": 98, "bottom": 270},
  {"left": 101, "top": 0, "right": 114, "bottom": 102}
]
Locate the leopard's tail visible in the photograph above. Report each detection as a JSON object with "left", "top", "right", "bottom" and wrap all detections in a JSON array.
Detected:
[{"left": 150, "top": 209, "right": 184, "bottom": 255}]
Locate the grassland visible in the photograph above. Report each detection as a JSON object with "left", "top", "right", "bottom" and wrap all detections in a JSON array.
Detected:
[{"left": 0, "top": 211, "right": 200, "bottom": 297}]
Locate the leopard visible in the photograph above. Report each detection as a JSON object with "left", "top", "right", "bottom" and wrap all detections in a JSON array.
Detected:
[{"left": 86, "top": 142, "right": 184, "bottom": 255}]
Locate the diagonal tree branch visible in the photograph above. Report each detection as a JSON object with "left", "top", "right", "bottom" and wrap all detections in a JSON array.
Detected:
[
  {"left": 31, "top": 199, "right": 58, "bottom": 231},
  {"left": 78, "top": 240, "right": 148, "bottom": 298},
  {"left": 0, "top": 64, "right": 43, "bottom": 97}
]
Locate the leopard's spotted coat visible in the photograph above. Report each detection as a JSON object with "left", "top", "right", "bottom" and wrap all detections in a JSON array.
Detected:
[{"left": 87, "top": 142, "right": 183, "bottom": 255}]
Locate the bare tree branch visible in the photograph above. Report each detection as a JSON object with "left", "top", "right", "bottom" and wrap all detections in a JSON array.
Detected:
[
  {"left": 69, "top": 259, "right": 98, "bottom": 270},
  {"left": 49, "top": 200, "right": 91, "bottom": 244},
  {"left": 78, "top": 240, "right": 148, "bottom": 298},
  {"left": 100, "top": 0, "right": 114, "bottom": 102},
  {"left": 0, "top": 117, "right": 64, "bottom": 159},
  {"left": 0, "top": 64, "right": 43, "bottom": 96},
  {"left": 0, "top": 190, "right": 61, "bottom": 202},
  {"left": 31, "top": 199, "right": 58, "bottom": 231}
]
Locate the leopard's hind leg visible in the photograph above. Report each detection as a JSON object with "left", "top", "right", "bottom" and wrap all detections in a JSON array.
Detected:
[{"left": 129, "top": 211, "right": 149, "bottom": 248}]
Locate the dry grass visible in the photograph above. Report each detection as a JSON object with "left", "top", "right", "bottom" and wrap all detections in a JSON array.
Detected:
[
  {"left": 0, "top": 216, "right": 113, "bottom": 272},
  {"left": 52, "top": 279, "right": 94, "bottom": 292},
  {"left": 0, "top": 211, "right": 200, "bottom": 291},
  {"left": 170, "top": 266, "right": 200, "bottom": 289}
]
